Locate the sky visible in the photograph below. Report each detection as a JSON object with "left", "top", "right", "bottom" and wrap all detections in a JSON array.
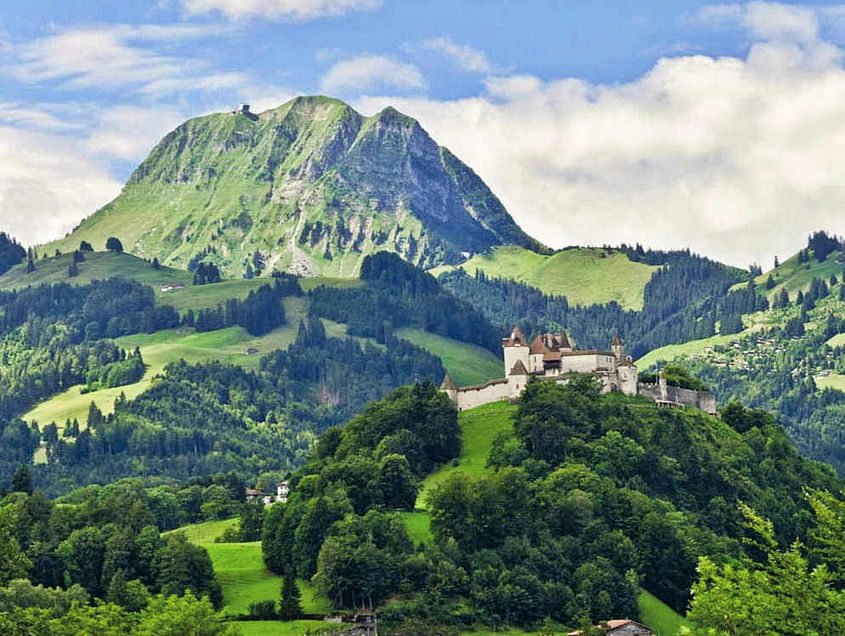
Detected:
[{"left": 4, "top": 1, "right": 845, "bottom": 266}]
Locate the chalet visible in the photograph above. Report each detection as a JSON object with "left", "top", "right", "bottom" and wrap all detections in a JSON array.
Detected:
[{"left": 567, "top": 619, "right": 654, "bottom": 635}]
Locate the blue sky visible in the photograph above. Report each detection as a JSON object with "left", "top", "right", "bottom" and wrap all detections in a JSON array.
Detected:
[{"left": 3, "top": 1, "right": 845, "bottom": 265}]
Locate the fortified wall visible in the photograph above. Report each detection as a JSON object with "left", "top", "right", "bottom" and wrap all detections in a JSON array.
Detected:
[{"left": 441, "top": 327, "right": 718, "bottom": 415}]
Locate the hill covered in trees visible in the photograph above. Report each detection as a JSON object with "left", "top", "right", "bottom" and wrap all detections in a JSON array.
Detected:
[{"left": 257, "top": 376, "right": 843, "bottom": 632}]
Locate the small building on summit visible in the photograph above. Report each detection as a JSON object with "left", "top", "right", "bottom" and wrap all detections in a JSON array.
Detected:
[{"left": 442, "top": 326, "right": 717, "bottom": 415}]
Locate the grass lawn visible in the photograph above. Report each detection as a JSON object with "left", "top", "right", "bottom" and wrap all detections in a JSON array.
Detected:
[
  {"left": 431, "top": 245, "right": 658, "bottom": 310},
  {"left": 396, "top": 328, "right": 502, "bottom": 387},
  {"left": 416, "top": 400, "right": 516, "bottom": 509},
  {"left": 637, "top": 589, "right": 690, "bottom": 636},
  {"left": 233, "top": 620, "right": 344, "bottom": 635}
]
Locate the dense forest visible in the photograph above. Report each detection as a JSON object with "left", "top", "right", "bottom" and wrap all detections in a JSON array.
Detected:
[
  {"left": 0, "top": 470, "right": 254, "bottom": 633},
  {"left": 256, "top": 377, "right": 844, "bottom": 632},
  {"left": 309, "top": 252, "right": 503, "bottom": 353}
]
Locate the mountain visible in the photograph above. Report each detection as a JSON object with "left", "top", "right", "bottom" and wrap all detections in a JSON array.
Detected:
[{"left": 49, "top": 96, "right": 543, "bottom": 277}]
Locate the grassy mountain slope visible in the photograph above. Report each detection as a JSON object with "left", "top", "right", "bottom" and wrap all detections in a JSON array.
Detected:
[
  {"left": 733, "top": 249, "right": 843, "bottom": 301},
  {"left": 46, "top": 96, "right": 542, "bottom": 278},
  {"left": 0, "top": 251, "right": 191, "bottom": 291},
  {"left": 395, "top": 328, "right": 502, "bottom": 386},
  {"left": 431, "top": 245, "right": 659, "bottom": 310}
]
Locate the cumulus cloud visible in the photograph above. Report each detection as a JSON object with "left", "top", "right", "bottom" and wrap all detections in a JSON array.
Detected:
[
  {"left": 0, "top": 126, "right": 121, "bottom": 246},
  {"left": 179, "top": 0, "right": 381, "bottom": 21},
  {"left": 353, "top": 5, "right": 845, "bottom": 266},
  {"left": 421, "top": 37, "right": 492, "bottom": 73},
  {"left": 320, "top": 55, "right": 426, "bottom": 94}
]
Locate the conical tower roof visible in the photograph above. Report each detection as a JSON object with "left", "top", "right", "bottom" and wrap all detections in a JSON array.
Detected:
[
  {"left": 509, "top": 359, "right": 529, "bottom": 376},
  {"left": 612, "top": 333, "right": 623, "bottom": 346},
  {"left": 530, "top": 336, "right": 547, "bottom": 354},
  {"left": 440, "top": 374, "right": 458, "bottom": 390}
]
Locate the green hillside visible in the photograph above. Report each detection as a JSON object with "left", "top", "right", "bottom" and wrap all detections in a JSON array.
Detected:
[
  {"left": 0, "top": 251, "right": 191, "bottom": 291},
  {"left": 45, "top": 96, "right": 541, "bottom": 278},
  {"left": 404, "top": 399, "right": 689, "bottom": 634},
  {"left": 172, "top": 519, "right": 339, "bottom": 634},
  {"left": 396, "top": 328, "right": 502, "bottom": 386},
  {"left": 734, "top": 249, "right": 843, "bottom": 302},
  {"left": 431, "top": 245, "right": 659, "bottom": 310}
]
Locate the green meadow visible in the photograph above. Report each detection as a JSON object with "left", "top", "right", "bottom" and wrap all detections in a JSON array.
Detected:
[
  {"left": 431, "top": 245, "right": 658, "bottom": 310},
  {"left": 395, "top": 328, "right": 502, "bottom": 387}
]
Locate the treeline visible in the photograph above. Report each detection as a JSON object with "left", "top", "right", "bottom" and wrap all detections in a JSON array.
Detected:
[
  {"left": 0, "top": 233, "right": 25, "bottom": 276},
  {"left": 0, "top": 473, "right": 262, "bottom": 632},
  {"left": 186, "top": 277, "right": 302, "bottom": 335},
  {"left": 0, "top": 334, "right": 136, "bottom": 422},
  {"left": 24, "top": 320, "right": 442, "bottom": 495},
  {"left": 255, "top": 376, "right": 840, "bottom": 632},
  {"left": 309, "top": 252, "right": 502, "bottom": 353},
  {"left": 0, "top": 279, "right": 179, "bottom": 343},
  {"left": 439, "top": 246, "right": 744, "bottom": 358}
]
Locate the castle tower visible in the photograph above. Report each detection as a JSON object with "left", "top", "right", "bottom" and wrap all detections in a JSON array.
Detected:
[
  {"left": 440, "top": 374, "right": 458, "bottom": 402},
  {"left": 658, "top": 370, "right": 668, "bottom": 401},
  {"left": 502, "top": 326, "right": 529, "bottom": 378},
  {"left": 508, "top": 359, "right": 530, "bottom": 396},
  {"left": 611, "top": 334, "right": 625, "bottom": 361}
]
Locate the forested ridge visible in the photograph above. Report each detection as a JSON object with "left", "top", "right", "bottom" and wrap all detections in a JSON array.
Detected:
[
  {"left": 255, "top": 376, "right": 845, "bottom": 633},
  {"left": 439, "top": 246, "right": 746, "bottom": 358}
]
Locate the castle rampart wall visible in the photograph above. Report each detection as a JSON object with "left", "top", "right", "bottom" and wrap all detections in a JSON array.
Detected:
[{"left": 454, "top": 379, "right": 514, "bottom": 411}]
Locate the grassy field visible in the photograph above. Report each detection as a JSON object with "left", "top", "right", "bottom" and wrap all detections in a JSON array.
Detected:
[
  {"left": 163, "top": 518, "right": 238, "bottom": 543},
  {"left": 816, "top": 373, "right": 845, "bottom": 392},
  {"left": 396, "top": 328, "right": 502, "bottom": 387},
  {"left": 416, "top": 400, "right": 516, "bottom": 509},
  {"left": 172, "top": 519, "right": 333, "bottom": 622},
  {"left": 21, "top": 296, "right": 334, "bottom": 430},
  {"left": 0, "top": 251, "right": 191, "bottom": 291},
  {"left": 638, "top": 590, "right": 690, "bottom": 635},
  {"left": 206, "top": 542, "right": 332, "bottom": 618},
  {"left": 431, "top": 245, "right": 659, "bottom": 310}
]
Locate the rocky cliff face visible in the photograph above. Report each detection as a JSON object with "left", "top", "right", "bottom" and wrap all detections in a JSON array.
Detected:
[{"left": 56, "top": 96, "right": 544, "bottom": 277}]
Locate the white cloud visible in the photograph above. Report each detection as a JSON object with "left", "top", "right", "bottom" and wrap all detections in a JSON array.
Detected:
[
  {"left": 0, "top": 126, "right": 121, "bottom": 246},
  {"left": 179, "top": 0, "right": 381, "bottom": 21},
  {"left": 421, "top": 37, "right": 492, "bottom": 73},
  {"left": 5, "top": 23, "right": 236, "bottom": 97},
  {"left": 320, "top": 55, "right": 426, "bottom": 94},
  {"left": 352, "top": 5, "right": 845, "bottom": 267}
]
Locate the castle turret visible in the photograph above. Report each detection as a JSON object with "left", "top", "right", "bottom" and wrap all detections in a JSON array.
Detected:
[
  {"left": 508, "top": 359, "right": 530, "bottom": 396},
  {"left": 611, "top": 334, "right": 625, "bottom": 361},
  {"left": 503, "top": 326, "right": 530, "bottom": 378},
  {"left": 440, "top": 374, "right": 458, "bottom": 401}
]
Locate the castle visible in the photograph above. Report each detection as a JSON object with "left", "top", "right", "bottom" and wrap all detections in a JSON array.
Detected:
[{"left": 441, "top": 327, "right": 716, "bottom": 415}]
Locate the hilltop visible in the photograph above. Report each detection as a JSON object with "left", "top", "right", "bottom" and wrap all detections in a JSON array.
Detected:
[{"left": 46, "top": 96, "right": 542, "bottom": 278}]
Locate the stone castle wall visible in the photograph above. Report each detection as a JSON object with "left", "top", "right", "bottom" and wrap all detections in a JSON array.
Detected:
[{"left": 637, "top": 382, "right": 717, "bottom": 415}]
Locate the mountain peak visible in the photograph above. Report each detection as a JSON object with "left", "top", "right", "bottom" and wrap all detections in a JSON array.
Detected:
[{"left": 52, "top": 96, "right": 545, "bottom": 277}]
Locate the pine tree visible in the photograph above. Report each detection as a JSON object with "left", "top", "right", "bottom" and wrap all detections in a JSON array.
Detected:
[
  {"left": 26, "top": 258, "right": 36, "bottom": 273},
  {"left": 11, "top": 465, "right": 33, "bottom": 495},
  {"left": 68, "top": 261, "right": 79, "bottom": 278},
  {"left": 279, "top": 572, "right": 303, "bottom": 621},
  {"left": 152, "top": 257, "right": 160, "bottom": 270},
  {"left": 774, "top": 255, "right": 779, "bottom": 269}
]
